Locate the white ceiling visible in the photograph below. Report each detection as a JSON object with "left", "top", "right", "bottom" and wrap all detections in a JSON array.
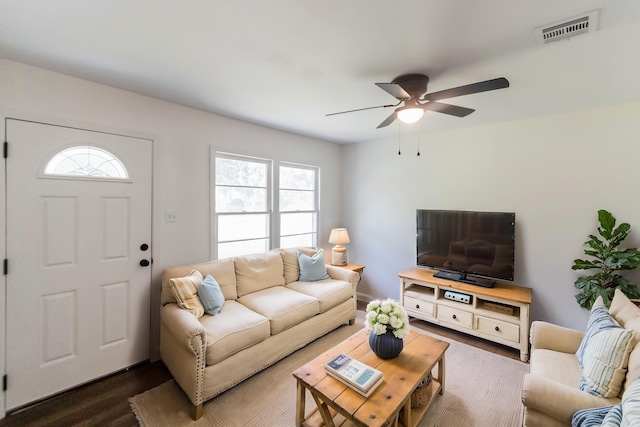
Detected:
[{"left": 1, "top": 1, "right": 640, "bottom": 144}]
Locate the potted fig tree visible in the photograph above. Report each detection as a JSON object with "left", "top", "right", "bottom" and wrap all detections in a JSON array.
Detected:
[{"left": 572, "top": 209, "right": 640, "bottom": 309}]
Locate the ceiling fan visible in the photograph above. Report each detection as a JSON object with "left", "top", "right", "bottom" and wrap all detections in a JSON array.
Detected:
[{"left": 326, "top": 74, "right": 510, "bottom": 128}]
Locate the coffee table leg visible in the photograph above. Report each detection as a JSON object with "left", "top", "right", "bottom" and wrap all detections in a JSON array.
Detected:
[
  {"left": 311, "top": 393, "right": 336, "bottom": 427},
  {"left": 296, "top": 379, "right": 305, "bottom": 426},
  {"left": 438, "top": 354, "right": 446, "bottom": 395}
]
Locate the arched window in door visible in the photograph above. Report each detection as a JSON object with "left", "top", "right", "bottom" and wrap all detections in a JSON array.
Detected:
[{"left": 43, "top": 145, "right": 129, "bottom": 179}]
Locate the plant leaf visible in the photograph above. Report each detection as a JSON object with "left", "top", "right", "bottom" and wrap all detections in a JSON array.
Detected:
[
  {"left": 598, "top": 210, "right": 616, "bottom": 239},
  {"left": 572, "top": 259, "right": 600, "bottom": 270}
]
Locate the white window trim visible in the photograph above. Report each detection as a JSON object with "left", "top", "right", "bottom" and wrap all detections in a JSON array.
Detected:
[
  {"left": 278, "top": 161, "right": 319, "bottom": 247},
  {"left": 210, "top": 149, "right": 320, "bottom": 260},
  {"left": 211, "top": 150, "right": 273, "bottom": 259}
]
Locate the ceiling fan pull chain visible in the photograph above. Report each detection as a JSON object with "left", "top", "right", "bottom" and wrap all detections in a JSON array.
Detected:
[
  {"left": 417, "top": 137, "right": 421, "bottom": 156},
  {"left": 398, "top": 125, "right": 402, "bottom": 155}
]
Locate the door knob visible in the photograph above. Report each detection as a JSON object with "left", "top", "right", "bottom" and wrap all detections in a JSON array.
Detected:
[
  {"left": 140, "top": 243, "right": 149, "bottom": 251},
  {"left": 139, "top": 259, "right": 150, "bottom": 267}
]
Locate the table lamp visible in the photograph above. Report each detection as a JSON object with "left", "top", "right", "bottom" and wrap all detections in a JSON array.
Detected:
[{"left": 329, "top": 228, "right": 350, "bottom": 266}]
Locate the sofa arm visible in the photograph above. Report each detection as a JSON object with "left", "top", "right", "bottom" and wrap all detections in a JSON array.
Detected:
[
  {"left": 326, "top": 265, "right": 360, "bottom": 289},
  {"left": 522, "top": 373, "right": 618, "bottom": 423},
  {"left": 161, "top": 303, "right": 207, "bottom": 347},
  {"left": 160, "top": 303, "right": 207, "bottom": 406},
  {"left": 530, "top": 321, "right": 584, "bottom": 353}
]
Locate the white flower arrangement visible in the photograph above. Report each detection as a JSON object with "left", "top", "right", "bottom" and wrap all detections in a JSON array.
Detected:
[{"left": 365, "top": 299, "right": 410, "bottom": 339}]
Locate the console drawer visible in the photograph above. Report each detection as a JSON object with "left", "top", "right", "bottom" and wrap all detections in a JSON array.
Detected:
[
  {"left": 404, "top": 296, "right": 434, "bottom": 317},
  {"left": 476, "top": 316, "right": 520, "bottom": 343},
  {"left": 437, "top": 305, "right": 473, "bottom": 329}
]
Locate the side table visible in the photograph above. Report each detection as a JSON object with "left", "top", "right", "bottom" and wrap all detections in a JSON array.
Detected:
[{"left": 341, "top": 263, "right": 365, "bottom": 275}]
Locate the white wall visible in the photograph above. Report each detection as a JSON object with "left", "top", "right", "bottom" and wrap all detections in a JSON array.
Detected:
[
  {"left": 0, "top": 59, "right": 345, "bottom": 382},
  {"left": 344, "top": 100, "right": 640, "bottom": 331}
]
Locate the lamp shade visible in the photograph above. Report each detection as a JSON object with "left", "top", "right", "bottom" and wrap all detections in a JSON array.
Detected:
[
  {"left": 397, "top": 107, "right": 424, "bottom": 124},
  {"left": 329, "top": 228, "right": 350, "bottom": 245}
]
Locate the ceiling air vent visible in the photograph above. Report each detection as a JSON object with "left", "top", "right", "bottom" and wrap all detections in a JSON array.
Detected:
[{"left": 534, "top": 10, "right": 599, "bottom": 45}]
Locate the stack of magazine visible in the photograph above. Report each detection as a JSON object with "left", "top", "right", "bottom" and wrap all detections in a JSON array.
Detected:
[{"left": 324, "top": 354, "right": 383, "bottom": 397}]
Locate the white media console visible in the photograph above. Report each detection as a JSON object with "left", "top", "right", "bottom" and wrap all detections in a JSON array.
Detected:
[{"left": 399, "top": 268, "right": 532, "bottom": 362}]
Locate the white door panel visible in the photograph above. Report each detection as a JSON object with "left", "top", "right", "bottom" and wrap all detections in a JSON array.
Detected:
[{"left": 5, "top": 120, "right": 152, "bottom": 410}]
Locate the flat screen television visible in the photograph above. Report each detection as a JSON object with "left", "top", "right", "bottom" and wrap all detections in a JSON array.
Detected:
[{"left": 416, "top": 209, "right": 515, "bottom": 287}]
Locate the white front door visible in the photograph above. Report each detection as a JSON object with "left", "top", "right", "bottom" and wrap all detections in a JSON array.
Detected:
[{"left": 5, "top": 119, "right": 152, "bottom": 411}]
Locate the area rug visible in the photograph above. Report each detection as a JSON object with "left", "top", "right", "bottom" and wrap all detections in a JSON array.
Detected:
[{"left": 130, "top": 314, "right": 528, "bottom": 426}]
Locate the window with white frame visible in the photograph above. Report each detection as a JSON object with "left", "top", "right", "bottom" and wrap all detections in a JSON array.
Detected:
[
  {"left": 279, "top": 163, "right": 318, "bottom": 248},
  {"left": 213, "top": 152, "right": 319, "bottom": 259},
  {"left": 215, "top": 154, "right": 271, "bottom": 259}
]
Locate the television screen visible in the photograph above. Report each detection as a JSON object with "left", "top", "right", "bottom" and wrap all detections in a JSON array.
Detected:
[{"left": 416, "top": 209, "right": 515, "bottom": 286}]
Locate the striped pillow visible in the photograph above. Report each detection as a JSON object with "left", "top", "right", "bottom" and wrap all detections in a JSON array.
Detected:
[
  {"left": 601, "top": 404, "right": 623, "bottom": 427},
  {"left": 579, "top": 306, "right": 635, "bottom": 398},
  {"left": 620, "top": 376, "right": 640, "bottom": 427},
  {"left": 169, "top": 269, "right": 205, "bottom": 318},
  {"left": 577, "top": 300, "right": 616, "bottom": 367}
]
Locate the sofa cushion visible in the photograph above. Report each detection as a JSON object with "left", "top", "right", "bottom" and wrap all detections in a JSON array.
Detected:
[
  {"left": 192, "top": 257, "right": 238, "bottom": 300},
  {"left": 169, "top": 269, "right": 205, "bottom": 318},
  {"left": 297, "top": 249, "right": 330, "bottom": 282},
  {"left": 287, "top": 279, "right": 352, "bottom": 313},
  {"left": 235, "top": 251, "right": 285, "bottom": 297},
  {"left": 530, "top": 348, "right": 582, "bottom": 388},
  {"left": 608, "top": 289, "right": 640, "bottom": 394},
  {"left": 610, "top": 289, "right": 640, "bottom": 327},
  {"left": 578, "top": 306, "right": 635, "bottom": 398},
  {"left": 198, "top": 274, "right": 225, "bottom": 316},
  {"left": 200, "top": 300, "right": 270, "bottom": 366},
  {"left": 281, "top": 247, "right": 318, "bottom": 284},
  {"left": 237, "top": 286, "right": 319, "bottom": 334}
]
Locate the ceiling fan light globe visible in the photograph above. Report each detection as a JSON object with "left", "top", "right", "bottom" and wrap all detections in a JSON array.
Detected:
[{"left": 397, "top": 107, "right": 424, "bottom": 124}]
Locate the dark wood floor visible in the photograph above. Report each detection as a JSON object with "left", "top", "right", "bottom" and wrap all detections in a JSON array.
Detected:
[{"left": 0, "top": 305, "right": 522, "bottom": 426}]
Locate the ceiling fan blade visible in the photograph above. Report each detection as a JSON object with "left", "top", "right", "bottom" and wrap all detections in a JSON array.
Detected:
[
  {"left": 375, "top": 83, "right": 411, "bottom": 100},
  {"left": 423, "top": 77, "right": 509, "bottom": 101},
  {"left": 376, "top": 111, "right": 397, "bottom": 128},
  {"left": 326, "top": 102, "right": 399, "bottom": 117},
  {"left": 421, "top": 101, "right": 475, "bottom": 117}
]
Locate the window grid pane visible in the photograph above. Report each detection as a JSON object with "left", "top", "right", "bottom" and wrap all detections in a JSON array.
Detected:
[
  {"left": 218, "top": 239, "right": 269, "bottom": 259},
  {"left": 215, "top": 157, "right": 266, "bottom": 187},
  {"left": 218, "top": 214, "right": 269, "bottom": 242},
  {"left": 279, "top": 189, "right": 314, "bottom": 211},
  {"left": 280, "top": 166, "right": 315, "bottom": 190},
  {"left": 281, "top": 234, "right": 315, "bottom": 249},
  {"left": 216, "top": 186, "right": 267, "bottom": 212}
]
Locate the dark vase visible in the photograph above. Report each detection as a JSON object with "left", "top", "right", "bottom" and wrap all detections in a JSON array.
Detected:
[{"left": 369, "top": 329, "right": 403, "bottom": 359}]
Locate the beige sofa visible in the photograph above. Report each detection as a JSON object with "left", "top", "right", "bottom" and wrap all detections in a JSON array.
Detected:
[
  {"left": 160, "top": 248, "right": 359, "bottom": 420},
  {"left": 522, "top": 289, "right": 640, "bottom": 426}
]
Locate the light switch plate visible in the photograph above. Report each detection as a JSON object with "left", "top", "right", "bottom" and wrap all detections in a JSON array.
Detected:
[{"left": 165, "top": 210, "right": 179, "bottom": 223}]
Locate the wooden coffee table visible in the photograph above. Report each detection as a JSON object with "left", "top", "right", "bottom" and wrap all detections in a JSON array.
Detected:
[{"left": 293, "top": 328, "right": 449, "bottom": 427}]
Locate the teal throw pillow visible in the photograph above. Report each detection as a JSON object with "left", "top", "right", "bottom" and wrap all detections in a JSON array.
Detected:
[
  {"left": 297, "top": 250, "right": 330, "bottom": 282},
  {"left": 198, "top": 274, "right": 225, "bottom": 316}
]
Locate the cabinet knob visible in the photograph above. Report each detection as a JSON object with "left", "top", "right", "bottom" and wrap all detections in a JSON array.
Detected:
[
  {"left": 495, "top": 326, "right": 500, "bottom": 331},
  {"left": 452, "top": 314, "right": 457, "bottom": 319},
  {"left": 415, "top": 304, "right": 420, "bottom": 309}
]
